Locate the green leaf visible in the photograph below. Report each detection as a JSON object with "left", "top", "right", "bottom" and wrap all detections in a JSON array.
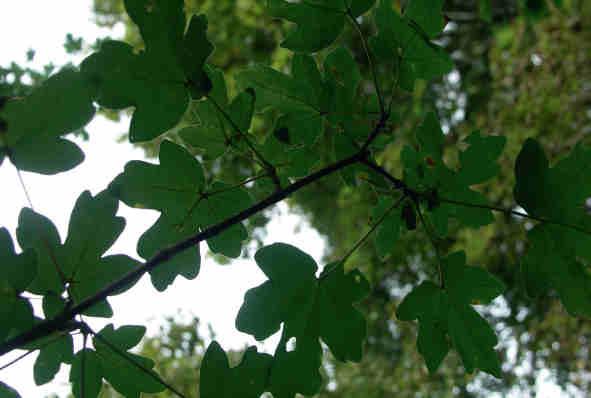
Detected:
[
  {"left": 0, "top": 382, "right": 21, "bottom": 398},
  {"left": 317, "top": 262, "right": 370, "bottom": 362},
  {"left": 17, "top": 208, "right": 65, "bottom": 295},
  {"left": 9, "top": 135, "right": 84, "bottom": 175},
  {"left": 238, "top": 52, "right": 343, "bottom": 150},
  {"left": 200, "top": 341, "right": 273, "bottom": 398},
  {"left": 397, "top": 252, "right": 504, "bottom": 377},
  {"left": 180, "top": 67, "right": 256, "bottom": 158},
  {"left": 324, "top": 47, "right": 361, "bottom": 125},
  {"left": 515, "top": 140, "right": 591, "bottom": 316},
  {"left": 138, "top": 215, "right": 201, "bottom": 291},
  {"left": 34, "top": 334, "right": 74, "bottom": 385},
  {"left": 0, "top": 228, "right": 37, "bottom": 292},
  {"left": 0, "top": 69, "right": 94, "bottom": 174},
  {"left": 81, "top": 41, "right": 188, "bottom": 143},
  {"left": 480, "top": 0, "right": 493, "bottom": 22},
  {"left": 202, "top": 181, "right": 253, "bottom": 257},
  {"left": 513, "top": 138, "right": 583, "bottom": 222},
  {"left": 61, "top": 191, "right": 125, "bottom": 277},
  {"left": 124, "top": 0, "right": 184, "bottom": 51},
  {"left": 373, "top": 197, "right": 402, "bottom": 259},
  {"left": 416, "top": 112, "right": 444, "bottom": 163},
  {"left": 93, "top": 328, "right": 165, "bottom": 398},
  {"left": 267, "top": 0, "right": 376, "bottom": 53},
  {"left": 269, "top": 334, "right": 323, "bottom": 398},
  {"left": 443, "top": 251, "right": 505, "bottom": 305},
  {"left": 112, "top": 140, "right": 250, "bottom": 266},
  {"left": 69, "top": 349, "right": 103, "bottom": 398},
  {"left": 457, "top": 131, "right": 506, "bottom": 186},
  {"left": 404, "top": 0, "right": 446, "bottom": 38},
  {"left": 42, "top": 295, "right": 67, "bottom": 319},
  {"left": 239, "top": 54, "right": 335, "bottom": 156},
  {"left": 80, "top": 1, "right": 213, "bottom": 142},
  {"left": 17, "top": 191, "right": 137, "bottom": 316},
  {"left": 399, "top": 114, "right": 500, "bottom": 229},
  {"left": 374, "top": 0, "right": 452, "bottom": 88},
  {"left": 180, "top": 14, "right": 215, "bottom": 98},
  {"left": 0, "top": 290, "right": 34, "bottom": 344},
  {"left": 95, "top": 324, "right": 146, "bottom": 351},
  {"left": 236, "top": 244, "right": 370, "bottom": 397},
  {"left": 236, "top": 243, "right": 318, "bottom": 340},
  {"left": 397, "top": 281, "right": 449, "bottom": 372},
  {"left": 521, "top": 226, "right": 591, "bottom": 317}
]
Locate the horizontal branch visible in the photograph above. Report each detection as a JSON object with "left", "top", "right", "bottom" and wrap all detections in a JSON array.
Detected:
[
  {"left": 363, "top": 160, "right": 591, "bottom": 237},
  {"left": 438, "top": 197, "right": 591, "bottom": 236}
]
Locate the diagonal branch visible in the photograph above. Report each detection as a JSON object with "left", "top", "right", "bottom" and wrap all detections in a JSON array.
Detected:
[
  {"left": 90, "top": 327, "right": 186, "bottom": 398},
  {"left": 0, "top": 107, "right": 397, "bottom": 356},
  {"left": 362, "top": 159, "right": 591, "bottom": 237},
  {"left": 0, "top": 146, "right": 380, "bottom": 356}
]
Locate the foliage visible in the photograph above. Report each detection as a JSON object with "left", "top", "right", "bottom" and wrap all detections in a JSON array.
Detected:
[{"left": 1, "top": 0, "right": 591, "bottom": 397}]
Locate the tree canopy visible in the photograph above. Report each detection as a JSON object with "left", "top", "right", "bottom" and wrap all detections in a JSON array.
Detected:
[{"left": 1, "top": 0, "right": 591, "bottom": 397}]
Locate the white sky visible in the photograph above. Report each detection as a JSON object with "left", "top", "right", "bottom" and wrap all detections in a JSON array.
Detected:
[
  {"left": 0, "top": 1, "right": 325, "bottom": 397},
  {"left": 0, "top": 1, "right": 574, "bottom": 398}
]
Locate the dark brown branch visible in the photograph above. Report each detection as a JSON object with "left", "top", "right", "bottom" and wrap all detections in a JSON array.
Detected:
[{"left": 0, "top": 147, "right": 373, "bottom": 355}]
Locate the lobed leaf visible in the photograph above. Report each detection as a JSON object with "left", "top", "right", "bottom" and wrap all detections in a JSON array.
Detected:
[
  {"left": 236, "top": 243, "right": 370, "bottom": 397},
  {"left": 267, "top": 0, "right": 376, "bottom": 53},
  {"left": 80, "top": 0, "right": 213, "bottom": 142},
  {"left": 0, "top": 69, "right": 93, "bottom": 174},
  {"left": 397, "top": 252, "right": 504, "bottom": 377},
  {"left": 200, "top": 342, "right": 273, "bottom": 398},
  {"left": 515, "top": 139, "right": 591, "bottom": 316}
]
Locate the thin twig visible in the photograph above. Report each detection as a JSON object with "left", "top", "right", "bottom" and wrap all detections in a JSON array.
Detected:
[
  {"left": 438, "top": 197, "right": 591, "bottom": 236},
  {"left": 80, "top": 333, "right": 87, "bottom": 398},
  {"left": 203, "top": 172, "right": 270, "bottom": 197},
  {"left": 414, "top": 200, "right": 444, "bottom": 287},
  {"left": 362, "top": 159, "right": 591, "bottom": 237},
  {"left": 346, "top": 10, "right": 385, "bottom": 116},
  {"left": 0, "top": 331, "right": 66, "bottom": 371},
  {"left": 16, "top": 168, "right": 34, "bottom": 210},
  {"left": 0, "top": 349, "right": 35, "bottom": 372},
  {"left": 342, "top": 194, "right": 407, "bottom": 265},
  {"left": 91, "top": 330, "right": 186, "bottom": 398},
  {"left": 207, "top": 94, "right": 281, "bottom": 189},
  {"left": 360, "top": 158, "right": 406, "bottom": 190}
]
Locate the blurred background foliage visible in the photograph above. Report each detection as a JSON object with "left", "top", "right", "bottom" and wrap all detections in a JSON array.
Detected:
[{"left": 14, "top": 0, "right": 588, "bottom": 396}]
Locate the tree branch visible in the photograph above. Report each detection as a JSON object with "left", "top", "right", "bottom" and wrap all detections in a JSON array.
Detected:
[{"left": 0, "top": 144, "right": 379, "bottom": 355}]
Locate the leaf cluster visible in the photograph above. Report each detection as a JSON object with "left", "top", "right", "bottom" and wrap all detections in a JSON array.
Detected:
[{"left": 1, "top": 0, "right": 590, "bottom": 397}]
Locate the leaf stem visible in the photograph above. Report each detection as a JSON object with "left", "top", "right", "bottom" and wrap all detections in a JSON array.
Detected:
[
  {"left": 207, "top": 94, "right": 281, "bottom": 190},
  {"left": 90, "top": 328, "right": 187, "bottom": 398},
  {"left": 346, "top": 10, "right": 386, "bottom": 117},
  {"left": 15, "top": 168, "right": 34, "bottom": 210},
  {"left": 413, "top": 200, "right": 444, "bottom": 288},
  {"left": 81, "top": 332, "right": 87, "bottom": 398},
  {"left": 438, "top": 197, "right": 591, "bottom": 236},
  {"left": 0, "top": 331, "right": 66, "bottom": 371},
  {"left": 203, "top": 172, "right": 270, "bottom": 198},
  {"left": 341, "top": 194, "right": 406, "bottom": 266}
]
